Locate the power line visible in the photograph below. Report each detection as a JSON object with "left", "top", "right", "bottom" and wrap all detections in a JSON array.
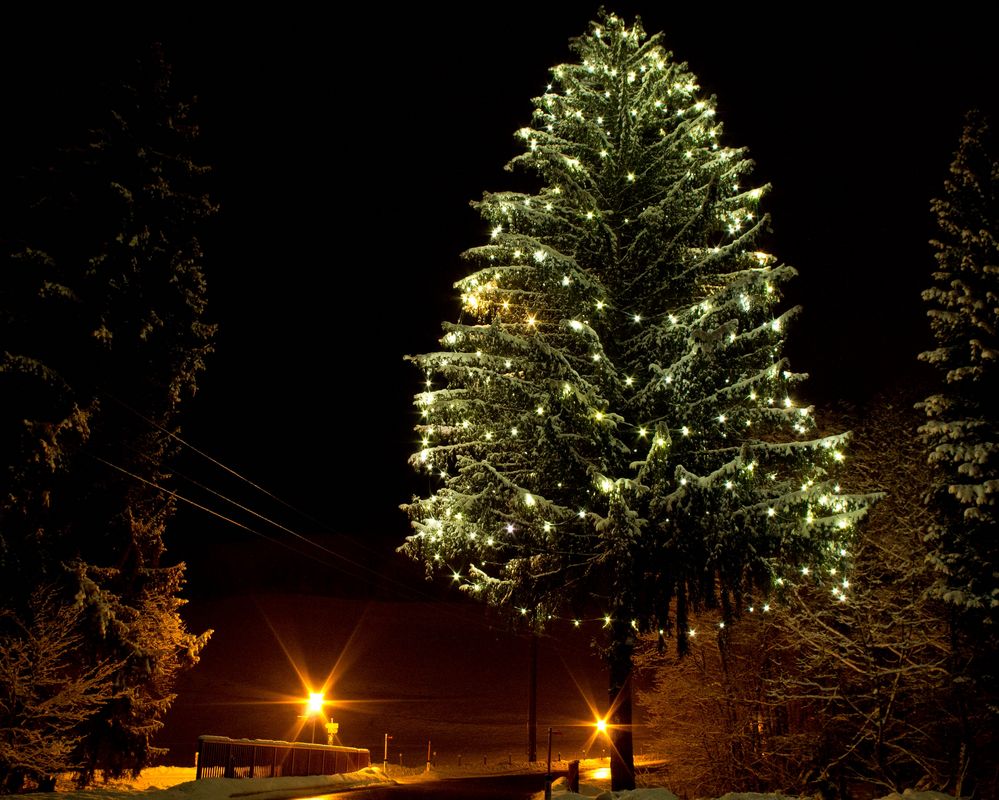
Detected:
[
  {"left": 94, "top": 455, "right": 408, "bottom": 593},
  {"left": 104, "top": 394, "right": 332, "bottom": 532},
  {"left": 101, "top": 397, "right": 542, "bottom": 636}
]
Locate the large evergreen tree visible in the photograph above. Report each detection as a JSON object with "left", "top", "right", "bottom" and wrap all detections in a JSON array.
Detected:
[
  {"left": 403, "top": 13, "right": 870, "bottom": 790},
  {"left": 918, "top": 111, "right": 999, "bottom": 794},
  {"left": 919, "top": 110, "right": 999, "bottom": 620},
  {"left": 0, "top": 47, "right": 212, "bottom": 785}
]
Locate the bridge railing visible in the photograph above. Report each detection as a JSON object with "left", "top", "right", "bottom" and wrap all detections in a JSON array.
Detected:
[{"left": 195, "top": 735, "right": 371, "bottom": 779}]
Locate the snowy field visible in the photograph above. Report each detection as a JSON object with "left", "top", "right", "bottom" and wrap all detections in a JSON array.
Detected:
[{"left": 0, "top": 763, "right": 963, "bottom": 800}]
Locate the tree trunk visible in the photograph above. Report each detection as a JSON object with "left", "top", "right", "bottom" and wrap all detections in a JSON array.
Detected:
[{"left": 608, "top": 625, "right": 635, "bottom": 791}]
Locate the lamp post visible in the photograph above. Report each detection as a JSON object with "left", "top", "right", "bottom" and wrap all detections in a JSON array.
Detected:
[{"left": 545, "top": 727, "right": 562, "bottom": 800}]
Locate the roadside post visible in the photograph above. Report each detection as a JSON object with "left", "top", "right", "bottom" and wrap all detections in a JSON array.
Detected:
[{"left": 545, "top": 727, "right": 562, "bottom": 800}]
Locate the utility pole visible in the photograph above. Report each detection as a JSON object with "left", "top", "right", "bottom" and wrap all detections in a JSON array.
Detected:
[{"left": 528, "top": 634, "right": 538, "bottom": 762}]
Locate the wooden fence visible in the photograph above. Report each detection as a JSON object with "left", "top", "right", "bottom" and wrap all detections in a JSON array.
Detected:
[{"left": 195, "top": 735, "right": 371, "bottom": 779}]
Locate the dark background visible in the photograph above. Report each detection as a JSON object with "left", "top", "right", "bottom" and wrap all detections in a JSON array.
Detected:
[{"left": 2, "top": 3, "right": 997, "bottom": 762}]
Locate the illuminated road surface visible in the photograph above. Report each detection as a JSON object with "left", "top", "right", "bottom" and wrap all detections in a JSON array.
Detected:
[{"left": 301, "top": 772, "right": 561, "bottom": 799}]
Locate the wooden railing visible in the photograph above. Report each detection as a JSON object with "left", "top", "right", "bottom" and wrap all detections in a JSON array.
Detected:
[{"left": 195, "top": 735, "right": 371, "bottom": 779}]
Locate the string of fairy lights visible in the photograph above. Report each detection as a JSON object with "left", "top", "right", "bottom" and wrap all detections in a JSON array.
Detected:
[{"left": 402, "top": 13, "right": 873, "bottom": 635}]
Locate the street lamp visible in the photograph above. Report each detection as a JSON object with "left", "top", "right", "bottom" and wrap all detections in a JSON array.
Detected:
[{"left": 306, "top": 692, "right": 325, "bottom": 744}]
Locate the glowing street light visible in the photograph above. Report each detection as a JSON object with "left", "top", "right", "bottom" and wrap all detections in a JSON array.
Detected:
[
  {"left": 595, "top": 718, "right": 608, "bottom": 734},
  {"left": 305, "top": 692, "right": 325, "bottom": 744}
]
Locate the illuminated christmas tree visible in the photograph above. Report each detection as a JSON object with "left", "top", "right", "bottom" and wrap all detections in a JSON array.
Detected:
[{"left": 402, "top": 13, "right": 871, "bottom": 789}]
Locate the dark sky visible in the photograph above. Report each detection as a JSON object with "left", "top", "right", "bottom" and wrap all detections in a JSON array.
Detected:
[{"left": 3, "top": 6, "right": 998, "bottom": 597}]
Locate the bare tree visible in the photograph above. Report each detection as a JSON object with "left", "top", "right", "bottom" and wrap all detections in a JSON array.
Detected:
[{"left": 0, "top": 593, "right": 117, "bottom": 793}]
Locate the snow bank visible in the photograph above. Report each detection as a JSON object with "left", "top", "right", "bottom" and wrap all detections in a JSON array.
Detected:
[
  {"left": 715, "top": 794, "right": 806, "bottom": 800},
  {"left": 543, "top": 777, "right": 680, "bottom": 800},
  {"left": 543, "top": 790, "right": 674, "bottom": 800},
  {"left": 15, "top": 763, "right": 958, "bottom": 800},
  {"left": 544, "top": 784, "right": 960, "bottom": 800},
  {"left": 6, "top": 768, "right": 392, "bottom": 800}
]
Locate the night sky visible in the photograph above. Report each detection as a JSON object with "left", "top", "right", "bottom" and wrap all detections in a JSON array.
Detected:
[{"left": 2, "top": 4, "right": 997, "bottom": 762}]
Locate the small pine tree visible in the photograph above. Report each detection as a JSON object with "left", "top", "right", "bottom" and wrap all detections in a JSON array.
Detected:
[
  {"left": 919, "top": 111, "right": 999, "bottom": 618},
  {"left": 402, "top": 13, "right": 871, "bottom": 789}
]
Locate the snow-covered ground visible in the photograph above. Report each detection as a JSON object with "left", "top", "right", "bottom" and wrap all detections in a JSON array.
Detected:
[{"left": 1, "top": 762, "right": 963, "bottom": 800}]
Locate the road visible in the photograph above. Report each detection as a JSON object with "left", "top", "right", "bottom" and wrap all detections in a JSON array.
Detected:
[{"left": 301, "top": 771, "right": 563, "bottom": 799}]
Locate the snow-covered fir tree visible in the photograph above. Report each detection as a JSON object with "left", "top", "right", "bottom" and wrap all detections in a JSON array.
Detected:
[
  {"left": 402, "top": 13, "right": 871, "bottom": 789},
  {"left": 920, "top": 111, "right": 999, "bottom": 620},
  {"left": 0, "top": 47, "right": 212, "bottom": 784},
  {"left": 918, "top": 114, "right": 998, "bottom": 788}
]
